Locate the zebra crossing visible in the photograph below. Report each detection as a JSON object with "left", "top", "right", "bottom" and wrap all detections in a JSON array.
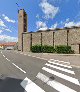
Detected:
[
  {"left": 21, "top": 59, "right": 80, "bottom": 92},
  {"left": 36, "top": 59, "right": 80, "bottom": 92}
]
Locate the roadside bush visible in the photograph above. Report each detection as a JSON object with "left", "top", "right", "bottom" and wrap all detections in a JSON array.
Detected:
[
  {"left": 55, "top": 45, "right": 74, "bottom": 54},
  {"left": 31, "top": 45, "right": 42, "bottom": 53},
  {"left": 42, "top": 45, "right": 55, "bottom": 53},
  {"left": 31, "top": 45, "right": 74, "bottom": 54},
  {"left": 31, "top": 45, "right": 55, "bottom": 53}
]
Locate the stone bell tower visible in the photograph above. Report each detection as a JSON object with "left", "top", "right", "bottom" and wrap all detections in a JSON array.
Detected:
[{"left": 18, "top": 9, "right": 28, "bottom": 51}]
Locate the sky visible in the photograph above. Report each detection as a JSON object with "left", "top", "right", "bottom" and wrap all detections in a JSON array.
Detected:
[{"left": 0, "top": 0, "right": 80, "bottom": 42}]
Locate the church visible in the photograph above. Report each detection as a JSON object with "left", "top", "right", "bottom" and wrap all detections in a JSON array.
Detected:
[{"left": 18, "top": 9, "right": 80, "bottom": 54}]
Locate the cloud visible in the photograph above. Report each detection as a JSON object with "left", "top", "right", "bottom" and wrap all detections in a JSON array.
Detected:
[
  {"left": 39, "top": 0, "right": 59, "bottom": 19},
  {"left": 51, "top": 22, "right": 58, "bottom": 29},
  {"left": 64, "top": 21, "right": 80, "bottom": 27},
  {"left": 36, "top": 14, "right": 40, "bottom": 19},
  {"left": 5, "top": 28, "right": 12, "bottom": 32},
  {"left": 2, "top": 14, "right": 16, "bottom": 23},
  {"left": 36, "top": 21, "right": 47, "bottom": 29},
  {"left": 0, "top": 26, "right": 12, "bottom": 33},
  {"left": 0, "top": 30, "right": 3, "bottom": 34},
  {"left": 0, "top": 19, "right": 6, "bottom": 27},
  {"left": 0, "top": 35, "right": 18, "bottom": 42}
]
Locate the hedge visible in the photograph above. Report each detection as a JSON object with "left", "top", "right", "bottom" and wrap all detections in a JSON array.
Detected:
[
  {"left": 55, "top": 45, "right": 74, "bottom": 54},
  {"left": 31, "top": 45, "right": 55, "bottom": 53},
  {"left": 31, "top": 45, "right": 74, "bottom": 54}
]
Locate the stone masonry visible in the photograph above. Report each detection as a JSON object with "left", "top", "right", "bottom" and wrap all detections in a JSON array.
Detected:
[{"left": 18, "top": 9, "right": 80, "bottom": 54}]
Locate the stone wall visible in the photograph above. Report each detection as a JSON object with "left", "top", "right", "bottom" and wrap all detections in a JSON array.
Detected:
[
  {"left": 54, "top": 29, "right": 67, "bottom": 46},
  {"left": 68, "top": 28, "right": 80, "bottom": 45},
  {"left": 22, "top": 27, "right": 80, "bottom": 53},
  {"left": 42, "top": 31, "right": 53, "bottom": 46},
  {"left": 32, "top": 32, "right": 41, "bottom": 46},
  {"left": 22, "top": 33, "right": 31, "bottom": 52}
]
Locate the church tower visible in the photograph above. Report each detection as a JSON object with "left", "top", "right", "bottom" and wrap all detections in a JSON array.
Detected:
[{"left": 18, "top": 9, "right": 28, "bottom": 51}]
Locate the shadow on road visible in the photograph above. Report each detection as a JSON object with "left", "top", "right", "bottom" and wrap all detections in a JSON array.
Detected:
[{"left": 0, "top": 76, "right": 25, "bottom": 92}]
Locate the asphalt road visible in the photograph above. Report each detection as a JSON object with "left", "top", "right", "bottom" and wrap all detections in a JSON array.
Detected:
[{"left": 0, "top": 50, "right": 80, "bottom": 92}]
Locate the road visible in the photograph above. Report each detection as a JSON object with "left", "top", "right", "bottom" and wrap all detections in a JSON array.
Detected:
[{"left": 0, "top": 50, "right": 80, "bottom": 92}]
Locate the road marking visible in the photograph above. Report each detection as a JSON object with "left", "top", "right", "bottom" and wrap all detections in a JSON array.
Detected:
[
  {"left": 12, "top": 63, "right": 26, "bottom": 74},
  {"left": 1, "top": 51, "right": 2, "bottom": 54},
  {"left": 53, "top": 60, "right": 70, "bottom": 65},
  {"left": 36, "top": 57, "right": 48, "bottom": 60},
  {"left": 31, "top": 55, "right": 48, "bottom": 60},
  {"left": 36, "top": 72, "right": 77, "bottom": 92},
  {"left": 48, "top": 60, "right": 72, "bottom": 68},
  {"left": 6, "top": 58, "right": 9, "bottom": 61},
  {"left": 40, "top": 58, "right": 48, "bottom": 60},
  {"left": 24, "top": 54, "right": 27, "bottom": 55},
  {"left": 6, "top": 58, "right": 10, "bottom": 61},
  {"left": 42, "top": 67, "right": 80, "bottom": 86},
  {"left": 20, "top": 53, "right": 23, "bottom": 54},
  {"left": 28, "top": 54, "right": 31, "bottom": 56},
  {"left": 21, "top": 77, "right": 45, "bottom": 92},
  {"left": 45, "top": 63, "right": 75, "bottom": 74},
  {"left": 3, "top": 55, "right": 5, "bottom": 57},
  {"left": 32, "top": 56, "right": 36, "bottom": 57}
]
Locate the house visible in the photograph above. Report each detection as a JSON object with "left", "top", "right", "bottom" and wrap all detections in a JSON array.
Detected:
[{"left": 0, "top": 42, "right": 17, "bottom": 50}]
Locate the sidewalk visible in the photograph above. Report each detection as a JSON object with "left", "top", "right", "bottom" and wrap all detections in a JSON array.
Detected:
[{"left": 18, "top": 51, "right": 80, "bottom": 68}]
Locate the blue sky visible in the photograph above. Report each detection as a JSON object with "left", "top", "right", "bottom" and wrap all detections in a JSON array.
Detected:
[{"left": 0, "top": 0, "right": 80, "bottom": 42}]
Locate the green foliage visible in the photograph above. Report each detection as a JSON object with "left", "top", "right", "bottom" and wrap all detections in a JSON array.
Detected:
[
  {"left": 42, "top": 45, "right": 55, "bottom": 53},
  {"left": 31, "top": 45, "right": 55, "bottom": 53},
  {"left": 55, "top": 45, "right": 74, "bottom": 54},
  {"left": 31, "top": 45, "right": 42, "bottom": 53},
  {"left": 31, "top": 45, "right": 74, "bottom": 54}
]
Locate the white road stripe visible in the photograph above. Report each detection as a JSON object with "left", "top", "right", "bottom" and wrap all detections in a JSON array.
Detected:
[
  {"left": 21, "top": 77, "right": 45, "bottom": 92},
  {"left": 12, "top": 63, "right": 26, "bottom": 74},
  {"left": 32, "top": 56, "right": 48, "bottom": 60},
  {"left": 36, "top": 72, "right": 77, "bottom": 92},
  {"left": 45, "top": 63, "right": 75, "bottom": 74},
  {"left": 32, "top": 56, "right": 36, "bottom": 57},
  {"left": 54, "top": 60, "right": 70, "bottom": 65},
  {"left": 3, "top": 55, "right": 5, "bottom": 57},
  {"left": 40, "top": 58, "right": 48, "bottom": 60},
  {"left": 48, "top": 60, "right": 72, "bottom": 68},
  {"left": 28, "top": 54, "right": 31, "bottom": 56},
  {"left": 42, "top": 67, "right": 80, "bottom": 86},
  {"left": 36, "top": 57, "right": 48, "bottom": 60},
  {"left": 6, "top": 58, "right": 9, "bottom": 61},
  {"left": 20, "top": 53, "right": 23, "bottom": 54}
]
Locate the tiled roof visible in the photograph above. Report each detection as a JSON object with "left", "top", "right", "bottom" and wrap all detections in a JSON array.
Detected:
[{"left": 0, "top": 42, "right": 16, "bottom": 46}]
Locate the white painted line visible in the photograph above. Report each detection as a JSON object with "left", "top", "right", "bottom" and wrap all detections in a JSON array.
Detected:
[
  {"left": 54, "top": 60, "right": 70, "bottom": 65},
  {"left": 12, "top": 63, "right": 26, "bottom": 74},
  {"left": 50, "top": 59, "right": 54, "bottom": 61},
  {"left": 6, "top": 58, "right": 9, "bottom": 61},
  {"left": 33, "top": 56, "right": 48, "bottom": 60},
  {"left": 36, "top": 57, "right": 41, "bottom": 59},
  {"left": 31, "top": 55, "right": 36, "bottom": 57},
  {"left": 42, "top": 67, "right": 80, "bottom": 86},
  {"left": 36, "top": 57, "right": 47, "bottom": 60},
  {"left": 20, "top": 53, "right": 23, "bottom": 54},
  {"left": 32, "top": 56, "right": 48, "bottom": 60},
  {"left": 28, "top": 54, "right": 31, "bottom": 56},
  {"left": 50, "top": 59, "right": 70, "bottom": 64},
  {"left": 3, "top": 55, "right": 5, "bottom": 57},
  {"left": 36, "top": 72, "right": 77, "bottom": 92},
  {"left": 21, "top": 77, "right": 45, "bottom": 92},
  {"left": 48, "top": 60, "right": 72, "bottom": 68},
  {"left": 45, "top": 63, "right": 75, "bottom": 74}
]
